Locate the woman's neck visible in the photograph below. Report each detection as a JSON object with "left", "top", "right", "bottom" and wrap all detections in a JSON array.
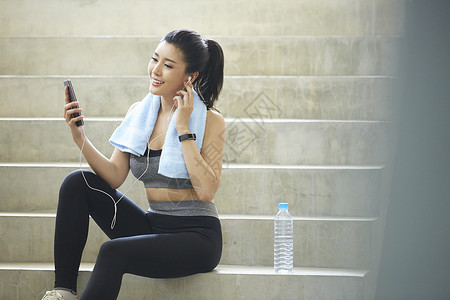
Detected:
[{"left": 159, "top": 95, "right": 176, "bottom": 118}]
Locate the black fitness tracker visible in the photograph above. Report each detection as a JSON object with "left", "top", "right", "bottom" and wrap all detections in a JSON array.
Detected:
[{"left": 179, "top": 133, "right": 196, "bottom": 142}]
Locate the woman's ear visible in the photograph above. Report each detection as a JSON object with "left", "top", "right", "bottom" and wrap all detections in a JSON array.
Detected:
[{"left": 187, "top": 72, "right": 199, "bottom": 83}]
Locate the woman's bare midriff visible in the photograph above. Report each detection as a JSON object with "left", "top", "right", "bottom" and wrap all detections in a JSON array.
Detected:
[{"left": 145, "top": 187, "right": 207, "bottom": 202}]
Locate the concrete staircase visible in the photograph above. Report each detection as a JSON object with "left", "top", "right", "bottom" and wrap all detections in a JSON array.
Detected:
[{"left": 0, "top": 0, "right": 401, "bottom": 299}]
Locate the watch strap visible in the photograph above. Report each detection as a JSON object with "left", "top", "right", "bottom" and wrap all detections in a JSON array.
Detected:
[{"left": 179, "top": 133, "right": 196, "bottom": 142}]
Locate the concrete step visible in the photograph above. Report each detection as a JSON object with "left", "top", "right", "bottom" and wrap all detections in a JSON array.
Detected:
[
  {"left": 0, "top": 75, "right": 393, "bottom": 120},
  {"left": 0, "top": 36, "right": 398, "bottom": 76},
  {"left": 0, "top": 163, "right": 383, "bottom": 218},
  {"left": 0, "top": 263, "right": 368, "bottom": 300},
  {"left": 0, "top": 118, "right": 389, "bottom": 165},
  {"left": 0, "top": 213, "right": 375, "bottom": 269},
  {"left": 0, "top": 0, "right": 402, "bottom": 37}
]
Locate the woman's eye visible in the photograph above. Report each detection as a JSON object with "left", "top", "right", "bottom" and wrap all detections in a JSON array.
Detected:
[{"left": 150, "top": 56, "right": 172, "bottom": 69}]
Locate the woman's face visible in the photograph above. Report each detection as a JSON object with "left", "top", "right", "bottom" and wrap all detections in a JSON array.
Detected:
[{"left": 148, "top": 41, "right": 189, "bottom": 100}]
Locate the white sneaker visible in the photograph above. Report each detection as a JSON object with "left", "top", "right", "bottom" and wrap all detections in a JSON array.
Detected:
[
  {"left": 42, "top": 290, "right": 63, "bottom": 300},
  {"left": 42, "top": 290, "right": 77, "bottom": 300}
]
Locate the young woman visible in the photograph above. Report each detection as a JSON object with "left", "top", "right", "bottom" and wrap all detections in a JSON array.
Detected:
[{"left": 42, "top": 29, "right": 225, "bottom": 300}]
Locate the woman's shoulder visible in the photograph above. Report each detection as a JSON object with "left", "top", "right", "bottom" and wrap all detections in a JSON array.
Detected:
[
  {"left": 125, "top": 101, "right": 141, "bottom": 117},
  {"left": 206, "top": 109, "right": 225, "bottom": 128}
]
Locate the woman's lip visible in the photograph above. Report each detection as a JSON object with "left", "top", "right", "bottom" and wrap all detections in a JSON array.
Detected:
[{"left": 152, "top": 78, "right": 164, "bottom": 86}]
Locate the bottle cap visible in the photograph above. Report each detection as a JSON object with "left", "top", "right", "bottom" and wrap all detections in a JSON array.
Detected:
[{"left": 279, "top": 203, "right": 288, "bottom": 209}]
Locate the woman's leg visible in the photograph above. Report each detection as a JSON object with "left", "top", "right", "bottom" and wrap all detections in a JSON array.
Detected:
[
  {"left": 80, "top": 214, "right": 222, "bottom": 300},
  {"left": 54, "top": 170, "right": 152, "bottom": 294}
]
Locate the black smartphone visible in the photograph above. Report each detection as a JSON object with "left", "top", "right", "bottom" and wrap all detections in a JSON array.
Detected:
[{"left": 63, "top": 79, "right": 84, "bottom": 127}]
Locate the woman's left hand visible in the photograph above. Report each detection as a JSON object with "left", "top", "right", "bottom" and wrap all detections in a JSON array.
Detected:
[{"left": 173, "top": 81, "right": 194, "bottom": 134}]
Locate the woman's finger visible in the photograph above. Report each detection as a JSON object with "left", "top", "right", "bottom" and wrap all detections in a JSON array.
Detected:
[
  {"left": 63, "top": 101, "right": 80, "bottom": 117},
  {"left": 173, "top": 95, "right": 182, "bottom": 108},
  {"left": 184, "top": 81, "right": 194, "bottom": 101},
  {"left": 177, "top": 90, "right": 188, "bottom": 101},
  {"left": 69, "top": 114, "right": 84, "bottom": 126},
  {"left": 64, "top": 86, "right": 70, "bottom": 104}
]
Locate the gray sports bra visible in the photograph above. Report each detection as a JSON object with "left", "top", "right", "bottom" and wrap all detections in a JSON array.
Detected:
[
  {"left": 129, "top": 148, "right": 219, "bottom": 218},
  {"left": 129, "top": 149, "right": 194, "bottom": 189}
]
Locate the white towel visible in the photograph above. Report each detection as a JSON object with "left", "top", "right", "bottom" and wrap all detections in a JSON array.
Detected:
[{"left": 109, "top": 91, "right": 207, "bottom": 179}]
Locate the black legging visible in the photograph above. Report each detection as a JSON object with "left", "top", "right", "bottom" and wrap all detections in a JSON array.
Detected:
[{"left": 54, "top": 170, "right": 222, "bottom": 299}]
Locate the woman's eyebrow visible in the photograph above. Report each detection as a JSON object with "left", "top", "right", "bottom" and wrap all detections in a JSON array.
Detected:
[{"left": 153, "top": 52, "right": 178, "bottom": 64}]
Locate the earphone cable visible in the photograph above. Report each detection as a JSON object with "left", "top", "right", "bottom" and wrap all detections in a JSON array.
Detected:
[{"left": 78, "top": 101, "right": 177, "bottom": 229}]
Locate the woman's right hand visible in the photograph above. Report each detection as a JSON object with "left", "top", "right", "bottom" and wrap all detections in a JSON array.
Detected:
[{"left": 63, "top": 86, "right": 85, "bottom": 143}]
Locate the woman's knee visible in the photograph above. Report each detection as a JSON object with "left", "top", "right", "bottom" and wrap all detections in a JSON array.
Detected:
[
  {"left": 58, "top": 170, "right": 94, "bottom": 208},
  {"left": 96, "top": 240, "right": 126, "bottom": 269},
  {"left": 60, "top": 169, "right": 104, "bottom": 196},
  {"left": 65, "top": 169, "right": 95, "bottom": 183},
  {"left": 60, "top": 169, "right": 92, "bottom": 190}
]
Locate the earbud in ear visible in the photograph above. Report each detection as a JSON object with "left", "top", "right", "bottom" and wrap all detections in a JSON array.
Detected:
[{"left": 187, "top": 76, "right": 192, "bottom": 83}]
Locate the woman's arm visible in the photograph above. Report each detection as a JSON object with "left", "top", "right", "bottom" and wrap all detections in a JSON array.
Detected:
[
  {"left": 178, "top": 110, "right": 226, "bottom": 202},
  {"left": 173, "top": 82, "right": 226, "bottom": 201},
  {"left": 74, "top": 138, "right": 130, "bottom": 190},
  {"left": 64, "top": 86, "right": 135, "bottom": 189}
]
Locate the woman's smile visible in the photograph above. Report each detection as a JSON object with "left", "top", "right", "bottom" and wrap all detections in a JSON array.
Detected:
[{"left": 151, "top": 77, "right": 164, "bottom": 87}]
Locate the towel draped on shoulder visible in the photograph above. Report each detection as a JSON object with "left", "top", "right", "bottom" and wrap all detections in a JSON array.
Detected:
[{"left": 109, "top": 90, "right": 207, "bottom": 179}]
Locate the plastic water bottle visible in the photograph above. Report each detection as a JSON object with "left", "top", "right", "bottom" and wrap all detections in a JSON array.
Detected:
[{"left": 274, "top": 203, "right": 293, "bottom": 273}]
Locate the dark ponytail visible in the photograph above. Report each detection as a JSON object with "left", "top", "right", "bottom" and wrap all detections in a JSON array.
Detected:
[
  {"left": 162, "top": 29, "right": 224, "bottom": 109},
  {"left": 194, "top": 39, "right": 224, "bottom": 108}
]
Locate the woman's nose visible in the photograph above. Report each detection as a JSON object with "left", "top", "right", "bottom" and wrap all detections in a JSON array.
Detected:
[{"left": 151, "top": 62, "right": 162, "bottom": 76}]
